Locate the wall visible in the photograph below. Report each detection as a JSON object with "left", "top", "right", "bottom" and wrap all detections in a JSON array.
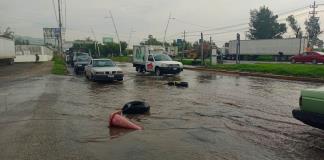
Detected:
[{"left": 15, "top": 45, "right": 53, "bottom": 62}]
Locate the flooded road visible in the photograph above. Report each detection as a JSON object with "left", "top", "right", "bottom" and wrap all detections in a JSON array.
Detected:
[{"left": 0, "top": 62, "right": 324, "bottom": 160}]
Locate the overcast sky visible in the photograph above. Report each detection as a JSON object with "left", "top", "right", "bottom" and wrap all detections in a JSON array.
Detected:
[{"left": 1, "top": 0, "right": 324, "bottom": 46}]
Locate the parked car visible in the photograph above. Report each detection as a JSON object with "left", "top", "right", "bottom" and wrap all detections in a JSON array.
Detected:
[
  {"left": 74, "top": 55, "right": 91, "bottom": 74},
  {"left": 84, "top": 59, "right": 124, "bottom": 81},
  {"left": 292, "top": 86, "right": 324, "bottom": 130},
  {"left": 290, "top": 51, "right": 324, "bottom": 64}
]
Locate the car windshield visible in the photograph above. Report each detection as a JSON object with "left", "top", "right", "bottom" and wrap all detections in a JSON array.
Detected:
[
  {"left": 77, "top": 56, "right": 89, "bottom": 62},
  {"left": 316, "top": 52, "right": 324, "bottom": 55},
  {"left": 93, "top": 60, "right": 114, "bottom": 67},
  {"left": 153, "top": 54, "right": 172, "bottom": 61},
  {"left": 76, "top": 52, "right": 89, "bottom": 57}
]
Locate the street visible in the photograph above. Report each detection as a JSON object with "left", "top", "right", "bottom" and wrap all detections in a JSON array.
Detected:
[{"left": 0, "top": 62, "right": 324, "bottom": 160}]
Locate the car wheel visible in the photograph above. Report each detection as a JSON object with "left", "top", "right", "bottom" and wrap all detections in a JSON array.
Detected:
[
  {"left": 291, "top": 59, "right": 296, "bottom": 64},
  {"left": 117, "top": 78, "right": 123, "bottom": 81},
  {"left": 85, "top": 72, "right": 89, "bottom": 80},
  {"left": 74, "top": 68, "right": 78, "bottom": 74},
  {"left": 312, "top": 59, "right": 317, "bottom": 64},
  {"left": 8, "top": 58, "right": 14, "bottom": 65},
  {"left": 90, "top": 74, "right": 95, "bottom": 81},
  {"left": 155, "top": 67, "right": 162, "bottom": 76}
]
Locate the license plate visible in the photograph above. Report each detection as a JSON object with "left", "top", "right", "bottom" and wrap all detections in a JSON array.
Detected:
[
  {"left": 173, "top": 68, "right": 177, "bottom": 70},
  {"left": 107, "top": 75, "right": 114, "bottom": 78}
]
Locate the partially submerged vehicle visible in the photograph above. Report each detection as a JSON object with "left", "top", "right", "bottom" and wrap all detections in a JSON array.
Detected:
[
  {"left": 84, "top": 59, "right": 124, "bottom": 82},
  {"left": 133, "top": 45, "right": 183, "bottom": 76},
  {"left": 74, "top": 55, "right": 91, "bottom": 74},
  {"left": 292, "top": 86, "right": 324, "bottom": 130}
]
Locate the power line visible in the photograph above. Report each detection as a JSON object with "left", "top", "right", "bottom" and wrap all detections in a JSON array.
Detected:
[
  {"left": 52, "top": 0, "right": 59, "bottom": 25},
  {"left": 64, "top": 0, "right": 67, "bottom": 28},
  {"left": 184, "top": 5, "right": 310, "bottom": 34},
  {"left": 173, "top": 18, "right": 209, "bottom": 28}
]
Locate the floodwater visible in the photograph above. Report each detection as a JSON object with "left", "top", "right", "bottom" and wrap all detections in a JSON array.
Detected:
[{"left": 0, "top": 62, "right": 323, "bottom": 160}]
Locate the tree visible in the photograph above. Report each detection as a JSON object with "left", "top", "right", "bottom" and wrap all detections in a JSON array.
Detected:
[
  {"left": 248, "top": 6, "right": 287, "bottom": 39},
  {"left": 141, "top": 35, "right": 170, "bottom": 46},
  {"left": 0, "top": 27, "right": 14, "bottom": 40},
  {"left": 305, "top": 16, "right": 322, "bottom": 47},
  {"left": 286, "top": 15, "right": 302, "bottom": 38}
]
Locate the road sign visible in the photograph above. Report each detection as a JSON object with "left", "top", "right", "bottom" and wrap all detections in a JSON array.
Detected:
[{"left": 103, "top": 37, "right": 113, "bottom": 44}]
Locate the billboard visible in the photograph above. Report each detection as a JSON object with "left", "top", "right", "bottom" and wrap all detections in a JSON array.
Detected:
[
  {"left": 103, "top": 37, "right": 113, "bottom": 44},
  {"left": 43, "top": 28, "right": 65, "bottom": 39}
]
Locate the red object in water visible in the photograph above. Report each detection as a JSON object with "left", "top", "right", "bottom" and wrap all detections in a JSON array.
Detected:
[{"left": 109, "top": 111, "right": 143, "bottom": 130}]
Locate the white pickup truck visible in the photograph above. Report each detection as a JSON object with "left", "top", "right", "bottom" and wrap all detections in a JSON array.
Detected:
[{"left": 133, "top": 45, "right": 183, "bottom": 76}]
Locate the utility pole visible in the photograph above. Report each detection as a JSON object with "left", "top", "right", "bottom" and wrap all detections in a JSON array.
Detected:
[
  {"left": 210, "top": 36, "right": 212, "bottom": 65},
  {"left": 236, "top": 33, "right": 241, "bottom": 64},
  {"left": 163, "top": 13, "right": 174, "bottom": 49},
  {"left": 108, "top": 10, "right": 122, "bottom": 56},
  {"left": 57, "top": 0, "right": 63, "bottom": 55},
  {"left": 181, "top": 30, "right": 186, "bottom": 61},
  {"left": 310, "top": 1, "right": 318, "bottom": 17},
  {"left": 308, "top": 1, "right": 319, "bottom": 48},
  {"left": 91, "top": 28, "right": 100, "bottom": 57},
  {"left": 201, "top": 32, "right": 204, "bottom": 66}
]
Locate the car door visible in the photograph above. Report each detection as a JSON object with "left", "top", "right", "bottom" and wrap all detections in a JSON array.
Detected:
[
  {"left": 299, "top": 52, "right": 308, "bottom": 63},
  {"left": 146, "top": 54, "right": 155, "bottom": 72},
  {"left": 305, "top": 52, "right": 313, "bottom": 62}
]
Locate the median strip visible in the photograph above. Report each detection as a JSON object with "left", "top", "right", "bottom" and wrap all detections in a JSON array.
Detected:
[{"left": 185, "top": 63, "right": 324, "bottom": 83}]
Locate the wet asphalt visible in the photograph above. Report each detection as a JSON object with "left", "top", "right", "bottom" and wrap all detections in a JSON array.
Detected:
[{"left": 0, "top": 62, "right": 324, "bottom": 160}]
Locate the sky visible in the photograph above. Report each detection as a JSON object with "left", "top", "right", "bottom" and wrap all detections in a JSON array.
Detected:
[{"left": 1, "top": 0, "right": 324, "bottom": 47}]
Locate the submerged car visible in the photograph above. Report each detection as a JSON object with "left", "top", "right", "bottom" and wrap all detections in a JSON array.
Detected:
[
  {"left": 292, "top": 86, "right": 324, "bottom": 130},
  {"left": 290, "top": 51, "right": 324, "bottom": 64},
  {"left": 84, "top": 59, "right": 124, "bottom": 81},
  {"left": 74, "top": 55, "right": 91, "bottom": 74}
]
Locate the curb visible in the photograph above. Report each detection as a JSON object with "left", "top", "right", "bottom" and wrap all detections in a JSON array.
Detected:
[{"left": 184, "top": 66, "right": 324, "bottom": 83}]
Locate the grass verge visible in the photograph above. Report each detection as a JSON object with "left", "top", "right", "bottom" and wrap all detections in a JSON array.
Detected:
[
  {"left": 110, "top": 56, "right": 131, "bottom": 62},
  {"left": 52, "top": 55, "right": 67, "bottom": 75},
  {"left": 208, "top": 63, "right": 324, "bottom": 78}
]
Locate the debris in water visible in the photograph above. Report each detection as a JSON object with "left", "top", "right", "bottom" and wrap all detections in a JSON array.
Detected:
[{"left": 109, "top": 111, "right": 143, "bottom": 130}]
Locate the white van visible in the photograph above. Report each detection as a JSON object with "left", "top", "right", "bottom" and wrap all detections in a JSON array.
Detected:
[{"left": 133, "top": 45, "right": 183, "bottom": 76}]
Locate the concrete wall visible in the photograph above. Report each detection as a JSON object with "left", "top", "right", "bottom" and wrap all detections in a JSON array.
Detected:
[{"left": 15, "top": 45, "right": 53, "bottom": 62}]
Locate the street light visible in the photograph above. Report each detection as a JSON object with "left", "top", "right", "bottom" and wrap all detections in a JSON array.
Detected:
[
  {"left": 128, "top": 28, "right": 136, "bottom": 49},
  {"left": 163, "top": 13, "right": 175, "bottom": 49},
  {"left": 105, "top": 10, "right": 122, "bottom": 56}
]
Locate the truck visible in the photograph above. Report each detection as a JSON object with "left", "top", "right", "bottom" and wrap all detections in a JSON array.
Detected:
[
  {"left": 226, "top": 38, "right": 307, "bottom": 61},
  {"left": 0, "top": 37, "right": 15, "bottom": 64},
  {"left": 133, "top": 45, "right": 183, "bottom": 76}
]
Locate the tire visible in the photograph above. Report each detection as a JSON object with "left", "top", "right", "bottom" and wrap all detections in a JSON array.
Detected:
[
  {"left": 136, "top": 66, "right": 139, "bottom": 72},
  {"left": 8, "top": 58, "right": 14, "bottom": 65},
  {"left": 117, "top": 78, "right": 123, "bottom": 81},
  {"left": 122, "top": 101, "right": 150, "bottom": 114},
  {"left": 90, "top": 74, "right": 95, "bottom": 81},
  {"left": 85, "top": 72, "right": 89, "bottom": 80},
  {"left": 291, "top": 59, "right": 296, "bottom": 64},
  {"left": 155, "top": 67, "right": 162, "bottom": 76},
  {"left": 312, "top": 59, "right": 317, "bottom": 64}
]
